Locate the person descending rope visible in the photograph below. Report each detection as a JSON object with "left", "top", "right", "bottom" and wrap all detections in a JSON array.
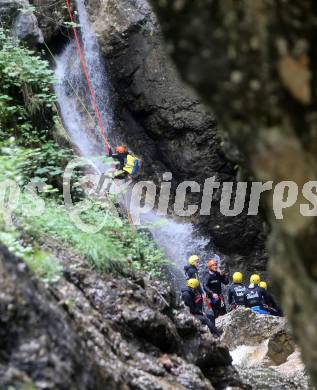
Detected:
[
  {"left": 228, "top": 272, "right": 247, "bottom": 310},
  {"left": 203, "top": 258, "right": 229, "bottom": 318},
  {"left": 259, "top": 281, "right": 283, "bottom": 317},
  {"left": 243, "top": 274, "right": 269, "bottom": 314},
  {"left": 110, "top": 145, "right": 139, "bottom": 179},
  {"left": 181, "top": 278, "right": 220, "bottom": 337}
]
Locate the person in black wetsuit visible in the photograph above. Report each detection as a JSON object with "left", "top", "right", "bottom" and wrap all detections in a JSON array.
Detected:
[
  {"left": 203, "top": 258, "right": 229, "bottom": 318},
  {"left": 181, "top": 278, "right": 220, "bottom": 337},
  {"left": 259, "top": 281, "right": 283, "bottom": 316},
  {"left": 184, "top": 255, "right": 199, "bottom": 280},
  {"left": 243, "top": 274, "right": 269, "bottom": 315},
  {"left": 228, "top": 271, "right": 247, "bottom": 310}
]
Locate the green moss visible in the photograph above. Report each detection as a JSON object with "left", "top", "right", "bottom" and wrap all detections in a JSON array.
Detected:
[{"left": 24, "top": 249, "right": 62, "bottom": 283}]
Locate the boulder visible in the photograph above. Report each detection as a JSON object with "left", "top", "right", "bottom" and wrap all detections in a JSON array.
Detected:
[
  {"left": 0, "top": 0, "right": 20, "bottom": 20},
  {"left": 12, "top": 8, "right": 43, "bottom": 44},
  {"left": 217, "top": 307, "right": 288, "bottom": 350},
  {"left": 237, "top": 365, "right": 310, "bottom": 390},
  {"left": 217, "top": 307, "right": 297, "bottom": 366},
  {"left": 0, "top": 0, "right": 43, "bottom": 45},
  {"left": 215, "top": 307, "right": 311, "bottom": 388},
  {"left": 31, "top": 0, "right": 68, "bottom": 42}
]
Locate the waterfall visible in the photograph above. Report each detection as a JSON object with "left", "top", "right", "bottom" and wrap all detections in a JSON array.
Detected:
[
  {"left": 54, "top": 0, "right": 214, "bottom": 288},
  {"left": 54, "top": 0, "right": 112, "bottom": 171}
]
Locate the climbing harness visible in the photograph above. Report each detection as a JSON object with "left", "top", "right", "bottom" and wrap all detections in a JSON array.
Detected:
[{"left": 204, "top": 296, "right": 212, "bottom": 310}]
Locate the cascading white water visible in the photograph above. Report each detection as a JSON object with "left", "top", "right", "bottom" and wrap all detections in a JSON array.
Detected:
[
  {"left": 54, "top": 0, "right": 214, "bottom": 287},
  {"left": 140, "top": 211, "right": 210, "bottom": 286},
  {"left": 74, "top": 0, "right": 112, "bottom": 129},
  {"left": 54, "top": 0, "right": 112, "bottom": 172}
]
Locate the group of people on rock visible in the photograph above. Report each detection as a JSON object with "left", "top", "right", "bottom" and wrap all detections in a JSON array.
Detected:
[{"left": 181, "top": 255, "right": 282, "bottom": 337}]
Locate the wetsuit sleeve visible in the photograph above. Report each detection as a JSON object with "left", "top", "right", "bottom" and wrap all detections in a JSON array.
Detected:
[
  {"left": 268, "top": 293, "right": 282, "bottom": 314},
  {"left": 243, "top": 291, "right": 249, "bottom": 307},
  {"left": 261, "top": 288, "right": 269, "bottom": 305},
  {"left": 228, "top": 286, "right": 233, "bottom": 305},
  {"left": 183, "top": 292, "right": 202, "bottom": 315},
  {"left": 111, "top": 153, "right": 120, "bottom": 160},
  {"left": 110, "top": 153, "right": 126, "bottom": 170},
  {"left": 203, "top": 274, "right": 214, "bottom": 297},
  {"left": 221, "top": 273, "right": 229, "bottom": 285}
]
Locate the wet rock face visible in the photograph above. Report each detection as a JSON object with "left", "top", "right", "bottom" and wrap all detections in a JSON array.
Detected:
[
  {"left": 217, "top": 307, "right": 296, "bottom": 364},
  {"left": 12, "top": 9, "right": 44, "bottom": 44},
  {"left": 216, "top": 308, "right": 310, "bottom": 389},
  {"left": 29, "top": 0, "right": 68, "bottom": 42},
  {"left": 0, "top": 242, "right": 248, "bottom": 389},
  {"left": 0, "top": 0, "right": 19, "bottom": 20},
  {"left": 0, "top": 0, "right": 43, "bottom": 45},
  {"left": 0, "top": 245, "right": 111, "bottom": 389},
  {"left": 80, "top": 0, "right": 267, "bottom": 273},
  {"left": 149, "top": 0, "right": 317, "bottom": 386}
]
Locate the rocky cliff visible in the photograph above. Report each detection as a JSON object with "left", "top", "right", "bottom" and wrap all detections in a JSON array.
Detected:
[
  {"left": 26, "top": 0, "right": 269, "bottom": 273},
  {"left": 149, "top": 0, "right": 317, "bottom": 386},
  {"left": 1, "top": 238, "right": 310, "bottom": 389},
  {"left": 85, "top": 0, "right": 268, "bottom": 273},
  {"left": 1, "top": 0, "right": 314, "bottom": 389},
  {"left": 0, "top": 242, "right": 249, "bottom": 390}
]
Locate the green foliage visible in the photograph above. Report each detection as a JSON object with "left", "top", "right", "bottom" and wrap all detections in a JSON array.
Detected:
[
  {"left": 0, "top": 27, "right": 168, "bottom": 279},
  {"left": 25, "top": 250, "right": 62, "bottom": 283},
  {"left": 0, "top": 138, "right": 72, "bottom": 191},
  {"left": 0, "top": 28, "right": 73, "bottom": 188},
  {"left": 20, "top": 199, "right": 168, "bottom": 276},
  {"left": 0, "top": 226, "right": 62, "bottom": 283},
  {"left": 23, "top": 140, "right": 73, "bottom": 186},
  {"left": 0, "top": 27, "right": 56, "bottom": 139}
]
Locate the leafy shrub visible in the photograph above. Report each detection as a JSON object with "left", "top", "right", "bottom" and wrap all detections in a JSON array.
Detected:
[
  {"left": 25, "top": 250, "right": 62, "bottom": 283},
  {"left": 20, "top": 199, "right": 168, "bottom": 275},
  {"left": 0, "top": 28, "right": 75, "bottom": 188},
  {"left": 0, "top": 27, "right": 56, "bottom": 138},
  {"left": 0, "top": 27, "right": 168, "bottom": 278},
  {"left": 0, "top": 227, "right": 62, "bottom": 283}
]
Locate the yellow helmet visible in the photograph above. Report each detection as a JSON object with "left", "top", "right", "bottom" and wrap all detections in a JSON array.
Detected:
[
  {"left": 188, "top": 255, "right": 199, "bottom": 266},
  {"left": 187, "top": 278, "right": 200, "bottom": 289},
  {"left": 232, "top": 272, "right": 243, "bottom": 283},
  {"left": 259, "top": 281, "right": 268, "bottom": 290},
  {"left": 250, "top": 274, "right": 261, "bottom": 285}
]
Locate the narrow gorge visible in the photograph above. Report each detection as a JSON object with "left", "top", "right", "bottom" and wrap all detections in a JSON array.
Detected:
[{"left": 0, "top": 0, "right": 316, "bottom": 389}]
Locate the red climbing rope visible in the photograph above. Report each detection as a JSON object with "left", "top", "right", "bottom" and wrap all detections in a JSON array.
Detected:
[{"left": 64, "top": 0, "right": 110, "bottom": 155}]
